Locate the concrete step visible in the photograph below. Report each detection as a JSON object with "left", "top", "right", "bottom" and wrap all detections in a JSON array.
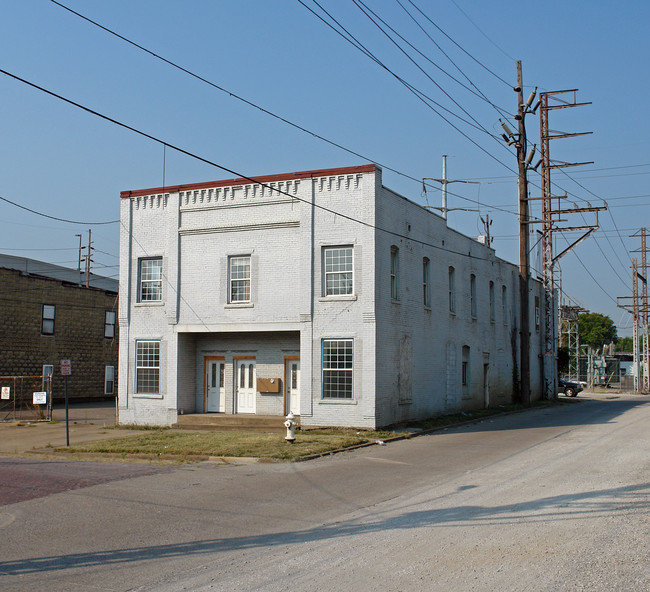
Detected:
[{"left": 173, "top": 413, "right": 298, "bottom": 433}]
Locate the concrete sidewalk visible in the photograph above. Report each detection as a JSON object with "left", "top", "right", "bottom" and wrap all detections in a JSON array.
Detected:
[{"left": 0, "top": 401, "right": 139, "bottom": 455}]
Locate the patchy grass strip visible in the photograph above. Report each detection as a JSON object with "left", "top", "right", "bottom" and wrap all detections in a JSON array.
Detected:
[{"left": 57, "top": 429, "right": 398, "bottom": 461}]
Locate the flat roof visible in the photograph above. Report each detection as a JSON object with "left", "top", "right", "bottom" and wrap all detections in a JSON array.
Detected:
[{"left": 121, "top": 164, "right": 378, "bottom": 198}]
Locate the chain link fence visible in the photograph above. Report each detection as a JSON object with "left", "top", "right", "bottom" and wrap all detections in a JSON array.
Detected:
[{"left": 0, "top": 375, "right": 53, "bottom": 422}]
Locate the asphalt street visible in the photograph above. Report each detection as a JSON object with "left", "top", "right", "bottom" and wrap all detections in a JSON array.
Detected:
[{"left": 0, "top": 393, "right": 648, "bottom": 591}]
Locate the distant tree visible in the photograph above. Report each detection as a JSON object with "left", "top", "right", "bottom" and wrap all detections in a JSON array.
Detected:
[
  {"left": 578, "top": 312, "right": 617, "bottom": 351},
  {"left": 617, "top": 336, "right": 634, "bottom": 352}
]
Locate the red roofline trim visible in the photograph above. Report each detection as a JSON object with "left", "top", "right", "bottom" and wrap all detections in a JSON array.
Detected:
[{"left": 120, "top": 164, "right": 377, "bottom": 198}]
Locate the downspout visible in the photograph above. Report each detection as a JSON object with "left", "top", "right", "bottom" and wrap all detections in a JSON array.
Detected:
[{"left": 310, "top": 177, "right": 315, "bottom": 417}]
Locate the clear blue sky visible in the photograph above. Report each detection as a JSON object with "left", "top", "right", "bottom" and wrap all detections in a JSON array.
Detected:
[{"left": 1, "top": 0, "right": 648, "bottom": 337}]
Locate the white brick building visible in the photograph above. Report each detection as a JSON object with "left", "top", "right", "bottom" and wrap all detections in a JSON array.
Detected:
[{"left": 118, "top": 164, "right": 547, "bottom": 428}]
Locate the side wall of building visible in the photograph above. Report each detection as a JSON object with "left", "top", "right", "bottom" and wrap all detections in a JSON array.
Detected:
[
  {"left": 0, "top": 268, "right": 118, "bottom": 402},
  {"left": 373, "top": 188, "right": 543, "bottom": 426}
]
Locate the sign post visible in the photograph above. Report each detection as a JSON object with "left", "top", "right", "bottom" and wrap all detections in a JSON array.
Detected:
[{"left": 61, "top": 360, "right": 72, "bottom": 446}]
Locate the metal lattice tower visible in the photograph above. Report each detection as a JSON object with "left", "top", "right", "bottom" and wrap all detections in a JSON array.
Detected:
[
  {"left": 560, "top": 305, "right": 583, "bottom": 382},
  {"left": 538, "top": 90, "right": 601, "bottom": 397}
]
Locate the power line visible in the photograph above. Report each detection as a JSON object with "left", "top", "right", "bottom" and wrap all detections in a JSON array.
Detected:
[
  {"left": 409, "top": 0, "right": 514, "bottom": 84},
  {"left": 297, "top": 0, "right": 519, "bottom": 175},
  {"left": 301, "top": 0, "right": 498, "bottom": 133},
  {"left": 352, "top": 0, "right": 507, "bottom": 136},
  {"left": 0, "top": 67, "right": 499, "bottom": 263},
  {"left": 562, "top": 235, "right": 619, "bottom": 306},
  {"left": 394, "top": 0, "right": 510, "bottom": 120},
  {"left": 0, "top": 195, "right": 118, "bottom": 225},
  {"left": 49, "top": 0, "right": 511, "bottom": 213}
]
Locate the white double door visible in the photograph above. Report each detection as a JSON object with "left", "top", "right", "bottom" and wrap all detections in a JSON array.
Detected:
[{"left": 236, "top": 360, "right": 256, "bottom": 414}]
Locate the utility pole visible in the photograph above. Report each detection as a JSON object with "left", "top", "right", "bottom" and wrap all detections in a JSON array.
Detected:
[
  {"left": 515, "top": 61, "right": 531, "bottom": 405},
  {"left": 84, "top": 229, "right": 93, "bottom": 288},
  {"left": 75, "top": 233, "right": 83, "bottom": 286},
  {"left": 619, "top": 229, "right": 649, "bottom": 392},
  {"left": 422, "top": 155, "right": 479, "bottom": 220},
  {"left": 633, "top": 229, "right": 649, "bottom": 391},
  {"left": 499, "top": 61, "right": 535, "bottom": 404}
]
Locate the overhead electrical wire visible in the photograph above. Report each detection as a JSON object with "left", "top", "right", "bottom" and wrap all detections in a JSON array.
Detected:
[
  {"left": 351, "top": 0, "right": 505, "bottom": 143},
  {"left": 0, "top": 195, "right": 118, "bottom": 225},
  {"left": 299, "top": 0, "right": 502, "bottom": 136},
  {"left": 554, "top": 167, "right": 632, "bottom": 273},
  {"left": 49, "top": 0, "right": 507, "bottom": 214},
  {"left": 297, "top": 0, "right": 520, "bottom": 176},
  {"left": 0, "top": 67, "right": 503, "bottom": 262},
  {"left": 408, "top": 0, "right": 514, "bottom": 85},
  {"left": 394, "top": 0, "right": 510, "bottom": 120},
  {"left": 562, "top": 236, "right": 619, "bottom": 306},
  {"left": 48, "top": 0, "right": 529, "bottom": 221}
]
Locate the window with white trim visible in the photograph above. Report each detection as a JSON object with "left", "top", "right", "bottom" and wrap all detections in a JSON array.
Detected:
[
  {"left": 42, "top": 304, "right": 55, "bottom": 335},
  {"left": 229, "top": 255, "right": 251, "bottom": 303},
  {"left": 322, "top": 339, "right": 353, "bottom": 399},
  {"left": 138, "top": 258, "right": 162, "bottom": 302},
  {"left": 323, "top": 246, "right": 353, "bottom": 296},
  {"left": 136, "top": 340, "right": 160, "bottom": 394},
  {"left": 423, "top": 257, "right": 431, "bottom": 307},
  {"left": 104, "top": 311, "right": 116, "bottom": 338},
  {"left": 105, "top": 365, "right": 115, "bottom": 395},
  {"left": 390, "top": 246, "right": 399, "bottom": 301}
]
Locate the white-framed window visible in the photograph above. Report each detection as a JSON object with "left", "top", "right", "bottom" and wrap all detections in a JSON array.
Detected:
[
  {"left": 229, "top": 255, "right": 251, "bottom": 303},
  {"left": 105, "top": 365, "right": 115, "bottom": 395},
  {"left": 448, "top": 267, "right": 456, "bottom": 313},
  {"left": 423, "top": 257, "right": 431, "bottom": 307},
  {"left": 42, "top": 304, "right": 55, "bottom": 335},
  {"left": 135, "top": 340, "right": 160, "bottom": 394},
  {"left": 104, "top": 311, "right": 116, "bottom": 338},
  {"left": 138, "top": 257, "right": 162, "bottom": 302},
  {"left": 390, "top": 246, "right": 399, "bottom": 301},
  {"left": 322, "top": 339, "right": 353, "bottom": 399},
  {"left": 323, "top": 246, "right": 353, "bottom": 296},
  {"left": 535, "top": 296, "right": 541, "bottom": 332},
  {"left": 489, "top": 281, "right": 495, "bottom": 322},
  {"left": 470, "top": 274, "right": 477, "bottom": 318}
]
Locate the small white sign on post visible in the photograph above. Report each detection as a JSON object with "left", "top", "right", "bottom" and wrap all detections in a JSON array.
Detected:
[
  {"left": 33, "top": 391, "right": 47, "bottom": 405},
  {"left": 1, "top": 386, "right": 10, "bottom": 400},
  {"left": 61, "top": 359, "right": 72, "bottom": 376}
]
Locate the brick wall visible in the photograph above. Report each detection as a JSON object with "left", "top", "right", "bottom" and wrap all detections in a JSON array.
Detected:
[{"left": 0, "top": 268, "right": 118, "bottom": 402}]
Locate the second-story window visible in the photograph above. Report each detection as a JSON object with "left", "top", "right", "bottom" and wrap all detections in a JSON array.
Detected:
[
  {"left": 138, "top": 257, "right": 162, "bottom": 302},
  {"left": 391, "top": 246, "right": 399, "bottom": 301},
  {"left": 42, "top": 304, "right": 55, "bottom": 335},
  {"left": 489, "top": 281, "right": 495, "bottom": 322},
  {"left": 104, "top": 311, "right": 116, "bottom": 338},
  {"left": 423, "top": 257, "right": 431, "bottom": 307},
  {"left": 448, "top": 267, "right": 456, "bottom": 313},
  {"left": 324, "top": 246, "right": 353, "bottom": 296},
  {"left": 229, "top": 255, "right": 251, "bottom": 303}
]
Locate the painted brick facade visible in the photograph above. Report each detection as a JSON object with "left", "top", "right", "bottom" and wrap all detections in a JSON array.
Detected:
[
  {"left": 0, "top": 266, "right": 118, "bottom": 403},
  {"left": 118, "top": 165, "right": 548, "bottom": 428}
]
